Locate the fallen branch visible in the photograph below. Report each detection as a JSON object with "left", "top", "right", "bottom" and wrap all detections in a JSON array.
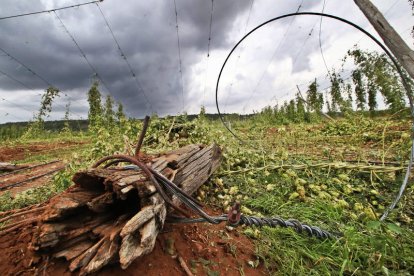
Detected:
[
  {"left": 0, "top": 203, "right": 44, "bottom": 218},
  {"left": 0, "top": 206, "right": 47, "bottom": 224},
  {"left": 0, "top": 217, "right": 40, "bottom": 236},
  {"left": 177, "top": 255, "right": 194, "bottom": 276}
]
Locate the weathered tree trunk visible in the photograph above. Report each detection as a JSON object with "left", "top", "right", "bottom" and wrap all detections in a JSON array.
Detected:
[
  {"left": 354, "top": 0, "right": 414, "bottom": 80},
  {"left": 28, "top": 144, "right": 221, "bottom": 275}
]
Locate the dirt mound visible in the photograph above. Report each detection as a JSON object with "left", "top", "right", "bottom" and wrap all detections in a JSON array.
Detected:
[{"left": 0, "top": 207, "right": 265, "bottom": 276}]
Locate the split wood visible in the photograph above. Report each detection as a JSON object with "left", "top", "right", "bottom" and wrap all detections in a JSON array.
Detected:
[{"left": 0, "top": 143, "right": 221, "bottom": 275}]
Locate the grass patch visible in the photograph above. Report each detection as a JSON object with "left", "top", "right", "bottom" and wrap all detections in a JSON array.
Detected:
[{"left": 1, "top": 114, "right": 414, "bottom": 274}]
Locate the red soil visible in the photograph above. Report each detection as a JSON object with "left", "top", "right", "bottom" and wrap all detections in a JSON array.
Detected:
[
  {"left": 0, "top": 140, "right": 87, "bottom": 162},
  {"left": 0, "top": 207, "right": 266, "bottom": 276}
]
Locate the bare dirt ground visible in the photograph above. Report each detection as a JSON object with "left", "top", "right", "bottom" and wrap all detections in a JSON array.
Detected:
[
  {"left": 0, "top": 205, "right": 265, "bottom": 276},
  {"left": 0, "top": 140, "right": 87, "bottom": 162},
  {"left": 0, "top": 141, "right": 265, "bottom": 275},
  {"left": 0, "top": 139, "right": 89, "bottom": 195}
]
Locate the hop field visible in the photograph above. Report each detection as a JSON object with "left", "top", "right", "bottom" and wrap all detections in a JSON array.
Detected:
[{"left": 1, "top": 113, "right": 413, "bottom": 275}]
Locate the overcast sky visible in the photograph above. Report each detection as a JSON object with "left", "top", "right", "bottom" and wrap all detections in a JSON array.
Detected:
[{"left": 0, "top": 0, "right": 412, "bottom": 123}]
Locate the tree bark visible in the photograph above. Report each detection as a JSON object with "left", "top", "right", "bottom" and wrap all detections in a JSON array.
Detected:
[
  {"left": 27, "top": 144, "right": 221, "bottom": 275},
  {"left": 354, "top": 0, "right": 414, "bottom": 80}
]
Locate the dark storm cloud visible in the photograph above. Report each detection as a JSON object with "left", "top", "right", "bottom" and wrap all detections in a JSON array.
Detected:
[
  {"left": 0, "top": 0, "right": 252, "bottom": 119},
  {"left": 0, "top": 0, "right": 411, "bottom": 123}
]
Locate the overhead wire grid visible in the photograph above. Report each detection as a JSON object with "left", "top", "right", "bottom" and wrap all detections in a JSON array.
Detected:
[
  {"left": 0, "top": 47, "right": 84, "bottom": 119},
  {"left": 0, "top": 0, "right": 103, "bottom": 21},
  {"left": 172, "top": 0, "right": 185, "bottom": 112},
  {"left": 309, "top": 0, "right": 402, "bottom": 108},
  {"left": 318, "top": 0, "right": 331, "bottom": 80},
  {"left": 202, "top": 0, "right": 215, "bottom": 107},
  {"left": 52, "top": 11, "right": 113, "bottom": 98},
  {"left": 0, "top": 1, "right": 104, "bottom": 121},
  {"left": 240, "top": 0, "right": 304, "bottom": 113},
  {"left": 223, "top": 0, "right": 255, "bottom": 114},
  {"left": 95, "top": 3, "right": 154, "bottom": 115}
]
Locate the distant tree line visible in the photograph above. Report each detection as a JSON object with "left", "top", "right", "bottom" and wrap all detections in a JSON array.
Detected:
[
  {"left": 0, "top": 120, "right": 88, "bottom": 140},
  {"left": 257, "top": 48, "right": 412, "bottom": 123}
]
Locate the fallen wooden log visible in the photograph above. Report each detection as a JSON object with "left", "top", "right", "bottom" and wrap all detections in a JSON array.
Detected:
[
  {"left": 0, "top": 160, "right": 60, "bottom": 177},
  {"left": 0, "top": 166, "right": 66, "bottom": 192},
  {"left": 0, "top": 162, "right": 28, "bottom": 173},
  {"left": 26, "top": 143, "right": 221, "bottom": 275}
]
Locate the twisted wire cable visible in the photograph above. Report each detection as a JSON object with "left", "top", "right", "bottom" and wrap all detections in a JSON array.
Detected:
[
  {"left": 216, "top": 12, "right": 414, "bottom": 142},
  {"left": 167, "top": 214, "right": 336, "bottom": 239},
  {"left": 100, "top": 160, "right": 336, "bottom": 238},
  {"left": 238, "top": 215, "right": 334, "bottom": 239},
  {"left": 215, "top": 12, "right": 414, "bottom": 220}
]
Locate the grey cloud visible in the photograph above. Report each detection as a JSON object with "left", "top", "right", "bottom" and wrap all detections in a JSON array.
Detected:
[
  {"left": 2, "top": 0, "right": 326, "bottom": 118},
  {"left": 0, "top": 0, "right": 255, "bottom": 121},
  {"left": 0, "top": 0, "right": 411, "bottom": 123}
]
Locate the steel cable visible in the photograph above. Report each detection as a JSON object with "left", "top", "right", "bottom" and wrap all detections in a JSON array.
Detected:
[
  {"left": 0, "top": 0, "right": 103, "bottom": 21},
  {"left": 95, "top": 3, "right": 154, "bottom": 114},
  {"left": 215, "top": 11, "right": 413, "bottom": 141},
  {"left": 95, "top": 153, "right": 335, "bottom": 239},
  {"left": 53, "top": 11, "right": 113, "bottom": 97},
  {"left": 167, "top": 214, "right": 336, "bottom": 239},
  {"left": 215, "top": 12, "right": 414, "bottom": 220},
  {"left": 172, "top": 0, "right": 185, "bottom": 111}
]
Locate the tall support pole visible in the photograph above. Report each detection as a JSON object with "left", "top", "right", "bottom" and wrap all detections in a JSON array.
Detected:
[{"left": 354, "top": 0, "right": 414, "bottom": 80}]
